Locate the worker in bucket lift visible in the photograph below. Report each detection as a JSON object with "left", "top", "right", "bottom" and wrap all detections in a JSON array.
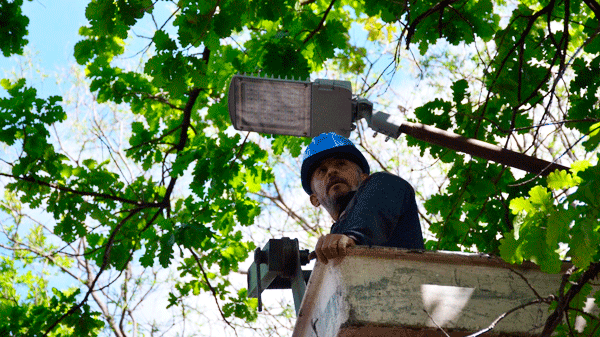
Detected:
[{"left": 302, "top": 132, "right": 425, "bottom": 264}]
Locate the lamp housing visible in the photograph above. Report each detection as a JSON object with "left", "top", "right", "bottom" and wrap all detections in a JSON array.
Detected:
[{"left": 227, "top": 74, "right": 353, "bottom": 138}]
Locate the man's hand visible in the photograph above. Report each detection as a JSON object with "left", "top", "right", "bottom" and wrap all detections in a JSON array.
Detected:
[{"left": 308, "top": 234, "right": 356, "bottom": 265}]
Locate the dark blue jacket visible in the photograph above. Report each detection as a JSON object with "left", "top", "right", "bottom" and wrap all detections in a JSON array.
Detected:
[{"left": 330, "top": 172, "right": 425, "bottom": 249}]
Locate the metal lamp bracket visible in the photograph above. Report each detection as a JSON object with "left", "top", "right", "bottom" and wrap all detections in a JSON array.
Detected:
[{"left": 248, "top": 237, "right": 311, "bottom": 316}]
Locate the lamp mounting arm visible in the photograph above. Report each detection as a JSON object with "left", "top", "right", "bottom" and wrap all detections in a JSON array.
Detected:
[{"left": 352, "top": 98, "right": 568, "bottom": 176}]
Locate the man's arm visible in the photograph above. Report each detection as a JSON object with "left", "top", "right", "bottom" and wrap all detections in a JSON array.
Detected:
[{"left": 308, "top": 234, "right": 355, "bottom": 264}]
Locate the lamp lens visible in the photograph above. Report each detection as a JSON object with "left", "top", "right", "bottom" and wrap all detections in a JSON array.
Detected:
[{"left": 236, "top": 78, "right": 311, "bottom": 137}]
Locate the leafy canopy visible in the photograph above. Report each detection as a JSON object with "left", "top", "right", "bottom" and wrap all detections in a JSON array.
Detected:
[{"left": 1, "top": 0, "right": 599, "bottom": 335}]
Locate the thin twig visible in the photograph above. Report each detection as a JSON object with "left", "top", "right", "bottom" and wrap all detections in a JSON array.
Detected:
[
  {"left": 507, "top": 267, "right": 544, "bottom": 300},
  {"left": 125, "top": 124, "right": 182, "bottom": 152},
  {"left": 423, "top": 309, "right": 451, "bottom": 337},
  {"left": 189, "top": 249, "right": 239, "bottom": 336},
  {"left": 568, "top": 307, "right": 600, "bottom": 322},
  {"left": 466, "top": 297, "right": 553, "bottom": 337},
  {"left": 508, "top": 123, "right": 600, "bottom": 187}
]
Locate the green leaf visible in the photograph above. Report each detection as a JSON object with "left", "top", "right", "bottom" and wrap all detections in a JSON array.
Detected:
[
  {"left": 153, "top": 30, "right": 177, "bottom": 51},
  {"left": 521, "top": 227, "right": 562, "bottom": 274},
  {"left": 509, "top": 197, "right": 533, "bottom": 214},
  {"left": 158, "top": 233, "right": 175, "bottom": 268},
  {"left": 413, "top": 98, "right": 453, "bottom": 131},
  {"left": 547, "top": 170, "right": 579, "bottom": 190},
  {"left": 569, "top": 220, "right": 600, "bottom": 269},
  {"left": 528, "top": 186, "right": 551, "bottom": 207},
  {"left": 451, "top": 79, "right": 469, "bottom": 105},
  {"left": 583, "top": 122, "right": 600, "bottom": 151},
  {"left": 571, "top": 160, "right": 592, "bottom": 175},
  {"left": 261, "top": 39, "right": 310, "bottom": 80},
  {"left": 74, "top": 39, "right": 95, "bottom": 65},
  {"left": 547, "top": 209, "right": 571, "bottom": 248},
  {"left": 3, "top": 0, "right": 599, "bottom": 333},
  {"left": 499, "top": 231, "right": 523, "bottom": 264},
  {"left": 0, "top": 0, "right": 30, "bottom": 57}
]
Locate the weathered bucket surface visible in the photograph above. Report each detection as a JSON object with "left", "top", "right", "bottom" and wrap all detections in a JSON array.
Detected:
[{"left": 292, "top": 247, "right": 595, "bottom": 337}]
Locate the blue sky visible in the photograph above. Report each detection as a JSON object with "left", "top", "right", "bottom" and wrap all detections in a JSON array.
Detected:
[{"left": 0, "top": 0, "right": 87, "bottom": 97}]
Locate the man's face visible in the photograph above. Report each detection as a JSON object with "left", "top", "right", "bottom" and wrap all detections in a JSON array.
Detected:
[{"left": 309, "top": 157, "right": 369, "bottom": 219}]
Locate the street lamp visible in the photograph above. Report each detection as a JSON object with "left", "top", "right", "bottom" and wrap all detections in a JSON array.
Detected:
[
  {"left": 228, "top": 73, "right": 568, "bottom": 175},
  {"left": 228, "top": 74, "right": 354, "bottom": 138}
]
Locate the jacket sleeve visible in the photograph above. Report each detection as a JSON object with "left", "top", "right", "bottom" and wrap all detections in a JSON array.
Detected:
[{"left": 332, "top": 172, "right": 424, "bottom": 249}]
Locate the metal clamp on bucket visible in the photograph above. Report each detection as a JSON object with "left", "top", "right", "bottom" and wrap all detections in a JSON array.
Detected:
[{"left": 248, "top": 237, "right": 312, "bottom": 315}]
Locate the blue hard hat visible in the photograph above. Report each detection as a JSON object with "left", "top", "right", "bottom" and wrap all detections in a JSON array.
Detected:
[{"left": 301, "top": 132, "right": 370, "bottom": 195}]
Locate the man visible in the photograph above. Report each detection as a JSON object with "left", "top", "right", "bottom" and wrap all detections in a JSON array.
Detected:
[{"left": 301, "top": 132, "right": 425, "bottom": 264}]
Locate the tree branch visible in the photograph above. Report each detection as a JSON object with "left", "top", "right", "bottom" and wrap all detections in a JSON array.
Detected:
[
  {"left": 473, "top": 2, "right": 554, "bottom": 139},
  {"left": 84, "top": 256, "right": 126, "bottom": 337},
  {"left": 137, "top": 92, "right": 184, "bottom": 111},
  {"left": 163, "top": 77, "right": 205, "bottom": 213},
  {"left": 118, "top": 263, "right": 132, "bottom": 337},
  {"left": 582, "top": 0, "right": 600, "bottom": 18},
  {"left": 189, "top": 249, "right": 238, "bottom": 335},
  {"left": 302, "top": 0, "right": 337, "bottom": 45},
  {"left": 0, "top": 172, "right": 161, "bottom": 207},
  {"left": 405, "top": 0, "right": 460, "bottom": 46},
  {"left": 567, "top": 306, "right": 600, "bottom": 322},
  {"left": 175, "top": 88, "right": 202, "bottom": 152},
  {"left": 540, "top": 262, "right": 600, "bottom": 336},
  {"left": 43, "top": 208, "right": 144, "bottom": 336},
  {"left": 531, "top": 0, "right": 567, "bottom": 146},
  {"left": 467, "top": 297, "right": 553, "bottom": 337},
  {"left": 250, "top": 181, "right": 320, "bottom": 234},
  {"left": 125, "top": 127, "right": 182, "bottom": 152},
  {"left": 0, "top": 242, "right": 83, "bottom": 283}
]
